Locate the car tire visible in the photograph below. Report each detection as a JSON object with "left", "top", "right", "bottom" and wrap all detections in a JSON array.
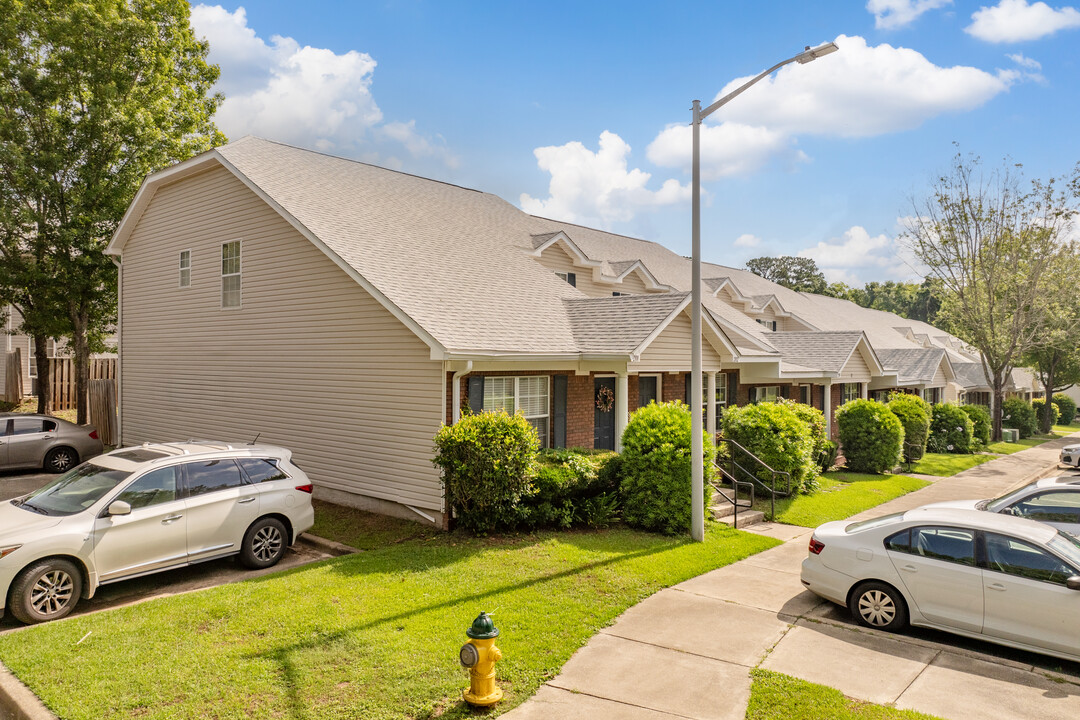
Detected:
[
  {"left": 43, "top": 447, "right": 78, "bottom": 473},
  {"left": 240, "top": 517, "right": 288, "bottom": 569},
  {"left": 848, "top": 581, "right": 908, "bottom": 632},
  {"left": 8, "top": 559, "right": 82, "bottom": 625}
]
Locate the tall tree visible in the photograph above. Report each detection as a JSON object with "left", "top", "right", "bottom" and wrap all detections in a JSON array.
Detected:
[
  {"left": 1022, "top": 250, "right": 1080, "bottom": 433},
  {"left": 0, "top": 0, "right": 224, "bottom": 422},
  {"left": 745, "top": 256, "right": 828, "bottom": 294},
  {"left": 903, "top": 152, "right": 1079, "bottom": 440}
]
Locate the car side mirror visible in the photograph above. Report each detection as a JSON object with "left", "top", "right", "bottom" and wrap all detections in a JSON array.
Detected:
[
  {"left": 107, "top": 500, "right": 131, "bottom": 517},
  {"left": 1067, "top": 576, "right": 1080, "bottom": 591}
]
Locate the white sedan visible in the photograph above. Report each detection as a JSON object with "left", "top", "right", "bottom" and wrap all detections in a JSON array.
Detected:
[
  {"left": 0, "top": 441, "right": 315, "bottom": 624},
  {"left": 1061, "top": 444, "right": 1080, "bottom": 468},
  {"left": 801, "top": 507, "right": 1080, "bottom": 664}
]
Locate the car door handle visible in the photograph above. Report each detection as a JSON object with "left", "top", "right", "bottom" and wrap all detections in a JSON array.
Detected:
[
  {"left": 899, "top": 564, "right": 917, "bottom": 573},
  {"left": 162, "top": 514, "right": 183, "bottom": 524},
  {"left": 237, "top": 497, "right": 256, "bottom": 504},
  {"left": 987, "top": 583, "right": 1007, "bottom": 592}
]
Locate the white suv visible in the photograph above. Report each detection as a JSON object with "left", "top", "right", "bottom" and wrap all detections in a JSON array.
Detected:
[{"left": 0, "top": 441, "right": 315, "bottom": 624}]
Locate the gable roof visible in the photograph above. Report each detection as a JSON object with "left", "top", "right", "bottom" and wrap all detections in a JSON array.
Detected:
[
  {"left": 877, "top": 348, "right": 953, "bottom": 385},
  {"left": 763, "top": 331, "right": 883, "bottom": 375}
]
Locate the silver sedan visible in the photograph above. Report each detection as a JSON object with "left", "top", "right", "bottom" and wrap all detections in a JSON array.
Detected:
[{"left": 0, "top": 413, "right": 103, "bottom": 473}]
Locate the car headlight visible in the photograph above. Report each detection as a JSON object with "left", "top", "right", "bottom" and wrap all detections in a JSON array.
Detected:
[{"left": 0, "top": 545, "right": 21, "bottom": 560}]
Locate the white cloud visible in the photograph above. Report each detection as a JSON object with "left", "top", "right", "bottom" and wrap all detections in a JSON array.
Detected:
[
  {"left": 867, "top": 0, "right": 952, "bottom": 29},
  {"left": 647, "top": 35, "right": 1018, "bottom": 178},
  {"left": 1007, "top": 52, "right": 1042, "bottom": 69},
  {"left": 798, "top": 226, "right": 923, "bottom": 284},
  {"left": 519, "top": 131, "right": 690, "bottom": 227},
  {"left": 966, "top": 0, "right": 1080, "bottom": 42},
  {"left": 734, "top": 233, "right": 762, "bottom": 248},
  {"left": 190, "top": 5, "right": 456, "bottom": 166}
]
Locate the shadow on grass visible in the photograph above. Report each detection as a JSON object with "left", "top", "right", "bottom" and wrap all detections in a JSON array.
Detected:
[{"left": 245, "top": 534, "right": 682, "bottom": 720}]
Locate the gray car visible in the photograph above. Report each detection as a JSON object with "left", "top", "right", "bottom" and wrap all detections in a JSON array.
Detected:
[
  {"left": 0, "top": 413, "right": 103, "bottom": 473},
  {"left": 925, "top": 476, "right": 1080, "bottom": 537}
]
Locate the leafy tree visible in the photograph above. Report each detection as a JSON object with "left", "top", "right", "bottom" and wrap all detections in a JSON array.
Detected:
[
  {"left": 0, "top": 0, "right": 224, "bottom": 422},
  {"left": 902, "top": 152, "right": 1079, "bottom": 440},
  {"left": 745, "top": 256, "right": 828, "bottom": 294}
]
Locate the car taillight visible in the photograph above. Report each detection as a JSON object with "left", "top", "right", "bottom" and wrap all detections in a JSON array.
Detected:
[
  {"left": 295, "top": 484, "right": 313, "bottom": 494},
  {"left": 808, "top": 537, "right": 825, "bottom": 555},
  {"left": 89, "top": 430, "right": 99, "bottom": 440}
]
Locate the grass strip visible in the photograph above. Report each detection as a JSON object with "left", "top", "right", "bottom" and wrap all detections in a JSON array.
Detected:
[
  {"left": 909, "top": 453, "right": 994, "bottom": 476},
  {"left": 0, "top": 520, "right": 776, "bottom": 720},
  {"left": 746, "top": 669, "right": 943, "bottom": 720},
  {"left": 760, "top": 472, "right": 929, "bottom": 528},
  {"left": 987, "top": 434, "right": 1061, "bottom": 455}
]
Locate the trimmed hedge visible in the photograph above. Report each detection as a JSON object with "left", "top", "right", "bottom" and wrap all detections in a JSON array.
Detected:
[
  {"left": 620, "top": 401, "right": 714, "bottom": 535},
  {"left": 1033, "top": 397, "right": 1061, "bottom": 429},
  {"left": 433, "top": 410, "right": 539, "bottom": 534},
  {"left": 887, "top": 393, "right": 931, "bottom": 463},
  {"left": 776, "top": 398, "right": 831, "bottom": 475},
  {"left": 517, "top": 450, "right": 620, "bottom": 530},
  {"left": 927, "top": 403, "right": 975, "bottom": 454},
  {"left": 1054, "top": 393, "right": 1077, "bottom": 425},
  {"left": 961, "top": 404, "right": 992, "bottom": 445},
  {"left": 1002, "top": 397, "right": 1038, "bottom": 439},
  {"left": 722, "top": 401, "right": 817, "bottom": 493},
  {"left": 836, "top": 399, "right": 904, "bottom": 474}
]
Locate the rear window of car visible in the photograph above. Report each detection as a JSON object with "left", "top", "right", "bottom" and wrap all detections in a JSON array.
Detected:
[{"left": 238, "top": 458, "right": 289, "bottom": 483}]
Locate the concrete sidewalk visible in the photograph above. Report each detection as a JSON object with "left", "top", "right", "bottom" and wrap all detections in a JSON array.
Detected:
[{"left": 504, "top": 434, "right": 1080, "bottom": 720}]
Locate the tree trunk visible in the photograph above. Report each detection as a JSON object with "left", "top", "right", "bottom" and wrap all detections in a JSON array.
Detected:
[
  {"left": 32, "top": 335, "right": 52, "bottom": 415},
  {"left": 1041, "top": 369, "right": 1055, "bottom": 434},
  {"left": 991, "top": 379, "right": 1005, "bottom": 442},
  {"left": 72, "top": 312, "right": 90, "bottom": 425}
]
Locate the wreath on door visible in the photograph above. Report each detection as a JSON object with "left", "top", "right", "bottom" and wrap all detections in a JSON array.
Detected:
[{"left": 595, "top": 386, "right": 615, "bottom": 412}]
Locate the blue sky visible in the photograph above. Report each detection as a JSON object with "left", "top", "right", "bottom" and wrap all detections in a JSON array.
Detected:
[{"left": 189, "top": 0, "right": 1080, "bottom": 285}]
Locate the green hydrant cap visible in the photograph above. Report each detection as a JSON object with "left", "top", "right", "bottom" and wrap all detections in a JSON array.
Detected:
[{"left": 466, "top": 611, "right": 499, "bottom": 639}]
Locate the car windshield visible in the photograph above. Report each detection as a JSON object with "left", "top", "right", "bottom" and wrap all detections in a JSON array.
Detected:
[
  {"left": 845, "top": 512, "right": 905, "bottom": 533},
  {"left": 985, "top": 485, "right": 1033, "bottom": 513},
  {"left": 17, "top": 464, "right": 132, "bottom": 517},
  {"left": 1049, "top": 533, "right": 1080, "bottom": 571}
]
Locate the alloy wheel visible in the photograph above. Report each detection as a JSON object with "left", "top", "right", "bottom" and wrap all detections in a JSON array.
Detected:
[
  {"left": 252, "top": 525, "right": 283, "bottom": 562},
  {"left": 30, "top": 570, "right": 75, "bottom": 617}
]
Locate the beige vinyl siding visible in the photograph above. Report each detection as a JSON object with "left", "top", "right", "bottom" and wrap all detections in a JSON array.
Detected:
[
  {"left": 633, "top": 311, "right": 724, "bottom": 372},
  {"left": 838, "top": 347, "right": 872, "bottom": 383},
  {"left": 929, "top": 363, "right": 947, "bottom": 389},
  {"left": 535, "top": 244, "right": 609, "bottom": 297},
  {"left": 120, "top": 165, "right": 446, "bottom": 511},
  {"left": 614, "top": 270, "right": 650, "bottom": 295}
]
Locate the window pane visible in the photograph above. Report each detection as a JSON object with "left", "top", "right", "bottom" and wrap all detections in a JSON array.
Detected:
[
  {"left": 184, "top": 459, "right": 245, "bottom": 496},
  {"left": 11, "top": 418, "right": 45, "bottom": 435},
  {"left": 180, "top": 268, "right": 191, "bottom": 287},
  {"left": 483, "top": 377, "right": 514, "bottom": 413},
  {"left": 529, "top": 417, "right": 549, "bottom": 448},
  {"left": 222, "top": 241, "right": 241, "bottom": 275},
  {"left": 239, "top": 458, "right": 289, "bottom": 483},
  {"left": 1014, "top": 491, "right": 1080, "bottom": 524},
  {"left": 985, "top": 533, "right": 1074, "bottom": 584},
  {"left": 117, "top": 467, "right": 178, "bottom": 509},
  {"left": 911, "top": 527, "right": 975, "bottom": 566},
  {"left": 222, "top": 274, "right": 241, "bottom": 308},
  {"left": 518, "top": 376, "right": 549, "bottom": 418}
]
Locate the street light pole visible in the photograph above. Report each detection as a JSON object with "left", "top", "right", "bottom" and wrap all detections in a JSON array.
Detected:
[{"left": 689, "top": 42, "right": 838, "bottom": 542}]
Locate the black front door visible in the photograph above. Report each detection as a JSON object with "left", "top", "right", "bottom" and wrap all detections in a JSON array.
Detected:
[
  {"left": 638, "top": 375, "right": 658, "bottom": 408},
  {"left": 594, "top": 377, "right": 616, "bottom": 450}
]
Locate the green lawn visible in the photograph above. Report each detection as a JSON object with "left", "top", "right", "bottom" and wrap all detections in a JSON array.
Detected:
[
  {"left": 746, "top": 669, "right": 943, "bottom": 720},
  {"left": 908, "top": 452, "right": 994, "bottom": 476},
  {"left": 986, "top": 434, "right": 1060, "bottom": 455},
  {"left": 0, "top": 515, "right": 777, "bottom": 720},
  {"left": 1053, "top": 424, "right": 1078, "bottom": 435},
  {"left": 760, "top": 471, "right": 929, "bottom": 528}
]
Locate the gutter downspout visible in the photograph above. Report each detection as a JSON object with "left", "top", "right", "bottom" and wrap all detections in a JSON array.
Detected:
[
  {"left": 451, "top": 361, "right": 473, "bottom": 424},
  {"left": 111, "top": 256, "right": 122, "bottom": 445}
]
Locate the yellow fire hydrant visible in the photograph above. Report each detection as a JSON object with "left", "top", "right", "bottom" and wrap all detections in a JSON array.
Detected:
[{"left": 459, "top": 611, "right": 503, "bottom": 707}]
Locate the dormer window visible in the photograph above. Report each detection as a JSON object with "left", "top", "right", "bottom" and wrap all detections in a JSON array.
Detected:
[
  {"left": 757, "top": 319, "right": 777, "bottom": 331},
  {"left": 555, "top": 271, "right": 576, "bottom": 287},
  {"left": 612, "top": 291, "right": 632, "bottom": 297}
]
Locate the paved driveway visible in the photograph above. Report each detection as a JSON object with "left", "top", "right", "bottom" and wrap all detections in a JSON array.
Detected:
[
  {"left": 0, "top": 470, "right": 339, "bottom": 633},
  {"left": 506, "top": 436, "right": 1080, "bottom": 720}
]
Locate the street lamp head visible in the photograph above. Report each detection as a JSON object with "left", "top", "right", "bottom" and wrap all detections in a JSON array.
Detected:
[{"left": 796, "top": 42, "right": 839, "bottom": 64}]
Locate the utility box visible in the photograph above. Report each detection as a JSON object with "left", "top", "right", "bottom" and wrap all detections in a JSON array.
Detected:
[{"left": 1001, "top": 428, "right": 1020, "bottom": 443}]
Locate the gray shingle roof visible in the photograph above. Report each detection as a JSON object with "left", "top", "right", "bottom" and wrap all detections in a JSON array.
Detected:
[
  {"left": 953, "top": 362, "right": 992, "bottom": 390},
  {"left": 762, "top": 332, "right": 867, "bottom": 374},
  {"left": 877, "top": 348, "right": 947, "bottom": 385},
  {"left": 531, "top": 232, "right": 561, "bottom": 249},
  {"left": 565, "top": 293, "right": 688, "bottom": 353}
]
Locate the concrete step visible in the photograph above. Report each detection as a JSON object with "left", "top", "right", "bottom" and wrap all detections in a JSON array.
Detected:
[
  {"left": 714, "top": 508, "right": 767, "bottom": 528},
  {"left": 711, "top": 499, "right": 752, "bottom": 519}
]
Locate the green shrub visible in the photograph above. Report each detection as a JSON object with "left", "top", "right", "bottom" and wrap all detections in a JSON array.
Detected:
[
  {"left": 887, "top": 394, "right": 931, "bottom": 463},
  {"left": 927, "top": 403, "right": 975, "bottom": 454},
  {"left": 721, "top": 401, "right": 817, "bottom": 493},
  {"left": 1053, "top": 393, "right": 1077, "bottom": 425},
  {"left": 517, "top": 450, "right": 620, "bottom": 530},
  {"left": 836, "top": 399, "right": 904, "bottom": 474},
  {"left": 818, "top": 440, "right": 839, "bottom": 473},
  {"left": 433, "top": 411, "right": 539, "bottom": 535},
  {"left": 1002, "top": 397, "right": 1038, "bottom": 439},
  {"left": 620, "top": 401, "right": 714, "bottom": 535},
  {"left": 777, "top": 398, "right": 828, "bottom": 473},
  {"left": 1033, "top": 397, "right": 1061, "bottom": 429},
  {"left": 961, "top": 404, "right": 992, "bottom": 445}
]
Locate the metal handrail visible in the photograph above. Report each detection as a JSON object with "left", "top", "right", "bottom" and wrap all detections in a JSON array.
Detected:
[
  {"left": 714, "top": 435, "right": 792, "bottom": 521},
  {"left": 709, "top": 462, "right": 754, "bottom": 529}
]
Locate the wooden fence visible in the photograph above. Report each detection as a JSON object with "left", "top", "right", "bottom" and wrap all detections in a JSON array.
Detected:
[
  {"left": 88, "top": 378, "right": 118, "bottom": 446},
  {"left": 4, "top": 349, "right": 23, "bottom": 404},
  {"left": 48, "top": 357, "right": 117, "bottom": 412}
]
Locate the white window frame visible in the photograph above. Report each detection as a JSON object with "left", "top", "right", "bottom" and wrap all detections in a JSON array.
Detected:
[
  {"left": 638, "top": 373, "right": 663, "bottom": 406},
  {"left": 221, "top": 240, "right": 242, "bottom": 309},
  {"left": 755, "top": 386, "right": 779, "bottom": 403},
  {"left": 483, "top": 376, "right": 551, "bottom": 446},
  {"left": 554, "top": 270, "right": 576, "bottom": 287},
  {"left": 179, "top": 249, "right": 192, "bottom": 288},
  {"left": 756, "top": 319, "right": 777, "bottom": 331},
  {"left": 843, "top": 382, "right": 861, "bottom": 404}
]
